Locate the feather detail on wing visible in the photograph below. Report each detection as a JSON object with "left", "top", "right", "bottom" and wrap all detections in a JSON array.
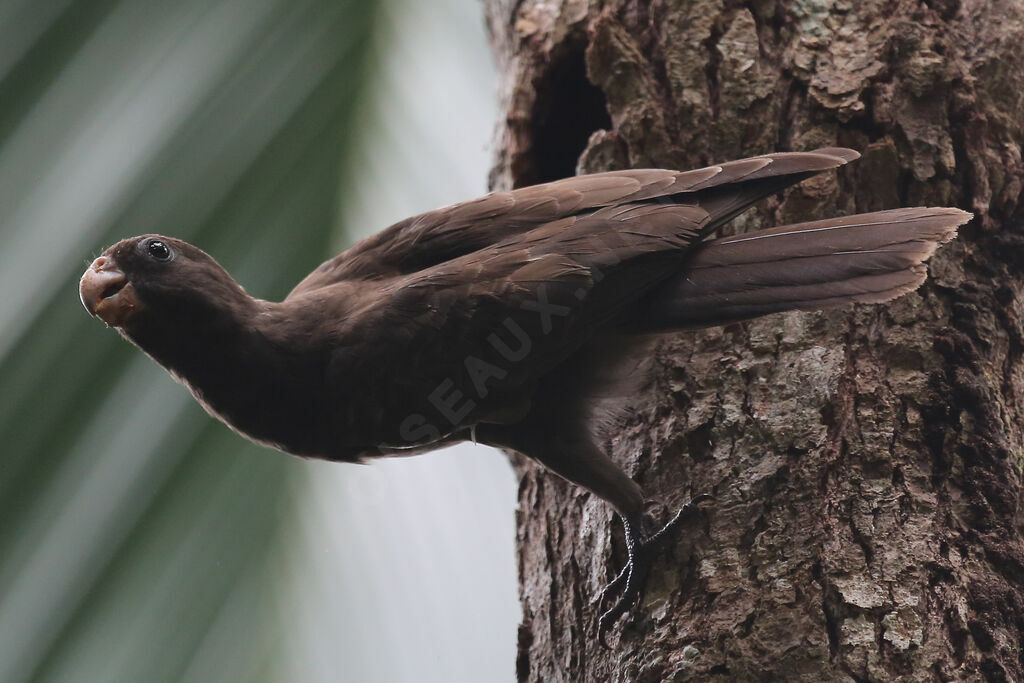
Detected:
[
  {"left": 288, "top": 148, "right": 859, "bottom": 296},
  {"left": 330, "top": 203, "right": 710, "bottom": 443}
]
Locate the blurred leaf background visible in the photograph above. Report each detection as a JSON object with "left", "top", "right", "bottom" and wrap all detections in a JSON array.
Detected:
[{"left": 0, "top": 0, "right": 518, "bottom": 681}]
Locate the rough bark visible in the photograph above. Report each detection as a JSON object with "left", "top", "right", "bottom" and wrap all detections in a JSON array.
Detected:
[{"left": 484, "top": 0, "right": 1024, "bottom": 680}]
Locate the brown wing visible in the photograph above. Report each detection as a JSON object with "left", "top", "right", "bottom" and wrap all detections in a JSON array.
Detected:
[
  {"left": 288, "top": 148, "right": 859, "bottom": 297},
  {"left": 325, "top": 203, "right": 709, "bottom": 448}
]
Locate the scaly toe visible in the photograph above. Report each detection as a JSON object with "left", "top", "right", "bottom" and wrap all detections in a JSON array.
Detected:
[{"left": 594, "top": 494, "right": 712, "bottom": 647}]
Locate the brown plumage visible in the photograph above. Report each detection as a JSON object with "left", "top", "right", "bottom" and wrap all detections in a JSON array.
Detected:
[{"left": 79, "top": 148, "right": 969, "bottom": 644}]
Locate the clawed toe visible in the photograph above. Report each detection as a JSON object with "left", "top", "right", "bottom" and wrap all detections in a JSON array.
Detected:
[
  {"left": 597, "top": 549, "right": 653, "bottom": 648},
  {"left": 595, "top": 494, "right": 711, "bottom": 648},
  {"left": 596, "top": 562, "right": 630, "bottom": 615}
]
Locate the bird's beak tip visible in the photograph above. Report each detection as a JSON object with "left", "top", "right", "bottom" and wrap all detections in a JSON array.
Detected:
[{"left": 80, "top": 256, "right": 141, "bottom": 326}]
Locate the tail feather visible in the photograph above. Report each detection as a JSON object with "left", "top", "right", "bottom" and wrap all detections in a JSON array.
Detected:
[
  {"left": 693, "top": 148, "right": 861, "bottom": 233},
  {"left": 641, "top": 207, "right": 970, "bottom": 329}
]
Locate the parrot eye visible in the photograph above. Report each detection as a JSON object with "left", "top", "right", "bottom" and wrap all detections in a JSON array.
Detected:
[{"left": 145, "top": 239, "right": 173, "bottom": 262}]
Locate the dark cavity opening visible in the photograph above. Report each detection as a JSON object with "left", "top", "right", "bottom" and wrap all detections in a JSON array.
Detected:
[{"left": 522, "top": 44, "right": 611, "bottom": 187}]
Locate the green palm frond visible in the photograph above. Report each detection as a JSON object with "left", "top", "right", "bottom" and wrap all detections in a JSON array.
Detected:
[{"left": 0, "top": 1, "right": 377, "bottom": 681}]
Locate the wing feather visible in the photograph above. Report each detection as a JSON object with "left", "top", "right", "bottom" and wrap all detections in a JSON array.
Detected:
[
  {"left": 289, "top": 148, "right": 859, "bottom": 296},
  {"left": 327, "top": 203, "right": 708, "bottom": 445}
]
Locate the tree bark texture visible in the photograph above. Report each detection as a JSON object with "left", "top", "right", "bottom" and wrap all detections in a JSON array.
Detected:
[{"left": 484, "top": 1, "right": 1024, "bottom": 680}]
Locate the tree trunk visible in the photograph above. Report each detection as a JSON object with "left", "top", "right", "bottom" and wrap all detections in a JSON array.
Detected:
[{"left": 484, "top": 1, "right": 1024, "bottom": 680}]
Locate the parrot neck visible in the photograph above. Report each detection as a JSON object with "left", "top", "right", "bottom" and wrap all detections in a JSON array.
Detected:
[{"left": 122, "top": 297, "right": 325, "bottom": 455}]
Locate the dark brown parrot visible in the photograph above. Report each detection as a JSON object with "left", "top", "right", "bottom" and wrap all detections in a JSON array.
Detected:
[{"left": 80, "top": 148, "right": 969, "bottom": 644}]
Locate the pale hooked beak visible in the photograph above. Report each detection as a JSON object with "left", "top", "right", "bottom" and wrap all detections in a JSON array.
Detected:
[{"left": 80, "top": 256, "right": 142, "bottom": 326}]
